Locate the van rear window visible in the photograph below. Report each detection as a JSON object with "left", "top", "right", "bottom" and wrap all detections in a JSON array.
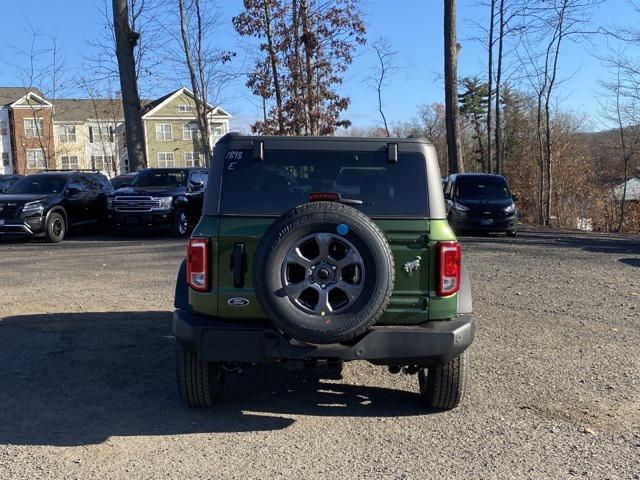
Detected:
[{"left": 219, "top": 149, "right": 428, "bottom": 217}]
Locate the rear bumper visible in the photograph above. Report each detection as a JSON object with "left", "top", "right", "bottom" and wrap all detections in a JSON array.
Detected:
[{"left": 173, "top": 309, "right": 475, "bottom": 366}]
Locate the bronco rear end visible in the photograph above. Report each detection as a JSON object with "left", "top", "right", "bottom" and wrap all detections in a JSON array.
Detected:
[{"left": 173, "top": 134, "right": 475, "bottom": 410}]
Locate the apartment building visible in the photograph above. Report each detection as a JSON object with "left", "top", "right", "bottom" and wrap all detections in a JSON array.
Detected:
[
  {"left": 142, "top": 87, "right": 231, "bottom": 168},
  {"left": 0, "top": 86, "right": 231, "bottom": 176}
]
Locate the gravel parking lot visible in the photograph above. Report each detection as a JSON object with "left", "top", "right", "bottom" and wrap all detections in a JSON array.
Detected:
[{"left": 0, "top": 228, "right": 638, "bottom": 479}]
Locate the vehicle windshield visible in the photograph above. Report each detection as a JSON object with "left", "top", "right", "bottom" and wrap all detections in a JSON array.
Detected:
[
  {"left": 5, "top": 175, "right": 68, "bottom": 195},
  {"left": 131, "top": 169, "right": 188, "bottom": 187},
  {"left": 455, "top": 176, "right": 511, "bottom": 201},
  {"left": 0, "top": 178, "right": 19, "bottom": 192},
  {"left": 219, "top": 149, "right": 429, "bottom": 217}
]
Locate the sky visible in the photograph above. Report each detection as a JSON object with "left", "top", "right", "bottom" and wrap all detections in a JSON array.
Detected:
[{"left": 0, "top": 0, "right": 635, "bottom": 132}]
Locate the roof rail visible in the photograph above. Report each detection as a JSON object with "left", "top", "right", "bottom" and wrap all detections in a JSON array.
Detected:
[{"left": 43, "top": 169, "right": 101, "bottom": 173}]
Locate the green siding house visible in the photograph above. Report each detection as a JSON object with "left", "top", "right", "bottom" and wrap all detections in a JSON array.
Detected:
[{"left": 141, "top": 87, "right": 231, "bottom": 168}]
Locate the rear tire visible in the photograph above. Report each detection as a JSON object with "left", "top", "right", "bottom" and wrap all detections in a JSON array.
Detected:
[
  {"left": 45, "top": 212, "right": 66, "bottom": 243},
  {"left": 176, "top": 341, "right": 225, "bottom": 408},
  {"left": 418, "top": 349, "right": 469, "bottom": 410}
]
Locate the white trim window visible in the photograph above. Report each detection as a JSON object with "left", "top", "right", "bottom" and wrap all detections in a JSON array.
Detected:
[
  {"left": 155, "top": 123, "right": 173, "bottom": 141},
  {"left": 158, "top": 152, "right": 175, "bottom": 167},
  {"left": 24, "top": 118, "right": 44, "bottom": 138},
  {"left": 211, "top": 124, "right": 225, "bottom": 137},
  {"left": 60, "top": 155, "right": 79, "bottom": 170},
  {"left": 59, "top": 124, "right": 77, "bottom": 143},
  {"left": 26, "top": 149, "right": 46, "bottom": 169},
  {"left": 178, "top": 104, "right": 193, "bottom": 113},
  {"left": 182, "top": 122, "right": 199, "bottom": 140},
  {"left": 91, "top": 155, "right": 115, "bottom": 171},
  {"left": 184, "top": 152, "right": 201, "bottom": 167},
  {"left": 0, "top": 120, "right": 7, "bottom": 135}
]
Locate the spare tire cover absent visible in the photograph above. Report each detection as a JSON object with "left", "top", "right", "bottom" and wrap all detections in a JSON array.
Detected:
[{"left": 253, "top": 201, "right": 395, "bottom": 344}]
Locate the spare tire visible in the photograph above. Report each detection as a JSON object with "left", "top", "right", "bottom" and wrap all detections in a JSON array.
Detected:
[{"left": 253, "top": 201, "right": 394, "bottom": 344}]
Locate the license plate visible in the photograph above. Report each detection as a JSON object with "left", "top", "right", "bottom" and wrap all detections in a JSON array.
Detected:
[
  {"left": 480, "top": 219, "right": 493, "bottom": 226},
  {"left": 125, "top": 217, "right": 139, "bottom": 224}
]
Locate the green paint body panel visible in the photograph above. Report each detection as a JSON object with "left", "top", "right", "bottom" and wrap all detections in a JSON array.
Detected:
[{"left": 189, "top": 215, "right": 459, "bottom": 324}]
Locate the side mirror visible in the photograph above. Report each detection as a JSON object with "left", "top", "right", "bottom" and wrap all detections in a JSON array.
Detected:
[
  {"left": 512, "top": 194, "right": 518, "bottom": 202},
  {"left": 65, "top": 187, "right": 82, "bottom": 197},
  {"left": 190, "top": 181, "right": 204, "bottom": 192}
]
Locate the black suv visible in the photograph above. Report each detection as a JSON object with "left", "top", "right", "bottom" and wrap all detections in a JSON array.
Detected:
[
  {"left": 108, "top": 168, "right": 209, "bottom": 237},
  {"left": 444, "top": 173, "right": 518, "bottom": 236},
  {"left": 0, "top": 171, "right": 113, "bottom": 242}
]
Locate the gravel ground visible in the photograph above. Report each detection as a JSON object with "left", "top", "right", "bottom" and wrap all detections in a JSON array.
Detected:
[{"left": 0, "top": 227, "right": 638, "bottom": 480}]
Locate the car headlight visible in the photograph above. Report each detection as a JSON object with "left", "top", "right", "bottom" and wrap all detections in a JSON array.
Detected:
[
  {"left": 22, "top": 200, "right": 45, "bottom": 213},
  {"left": 504, "top": 203, "right": 516, "bottom": 213},
  {"left": 454, "top": 202, "right": 470, "bottom": 212},
  {"left": 152, "top": 196, "right": 173, "bottom": 210}
]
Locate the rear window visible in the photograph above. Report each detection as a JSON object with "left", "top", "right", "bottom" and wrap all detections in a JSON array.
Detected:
[{"left": 219, "top": 149, "right": 428, "bottom": 217}]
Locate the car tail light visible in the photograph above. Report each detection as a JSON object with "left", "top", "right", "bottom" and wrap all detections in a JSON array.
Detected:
[
  {"left": 436, "top": 241, "right": 461, "bottom": 296},
  {"left": 310, "top": 191, "right": 341, "bottom": 202},
  {"left": 187, "top": 237, "right": 210, "bottom": 291}
]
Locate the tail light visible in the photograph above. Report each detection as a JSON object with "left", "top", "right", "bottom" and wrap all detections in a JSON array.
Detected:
[
  {"left": 436, "top": 241, "right": 461, "bottom": 296},
  {"left": 310, "top": 191, "right": 341, "bottom": 202},
  {"left": 187, "top": 237, "right": 210, "bottom": 291}
]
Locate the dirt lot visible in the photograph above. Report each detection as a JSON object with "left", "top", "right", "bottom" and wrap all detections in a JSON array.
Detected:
[{"left": 0, "top": 228, "right": 638, "bottom": 480}]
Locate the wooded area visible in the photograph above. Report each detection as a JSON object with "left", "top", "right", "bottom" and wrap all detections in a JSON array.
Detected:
[{"left": 41, "top": 0, "right": 640, "bottom": 233}]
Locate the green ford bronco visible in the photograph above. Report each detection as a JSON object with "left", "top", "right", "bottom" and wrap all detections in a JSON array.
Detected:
[{"left": 173, "top": 134, "right": 475, "bottom": 410}]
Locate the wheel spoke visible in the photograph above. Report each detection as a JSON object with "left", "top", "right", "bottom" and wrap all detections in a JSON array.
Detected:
[
  {"left": 283, "top": 281, "right": 308, "bottom": 299},
  {"left": 314, "top": 288, "right": 333, "bottom": 315},
  {"left": 315, "top": 233, "right": 333, "bottom": 260},
  {"left": 285, "top": 247, "right": 312, "bottom": 268},
  {"left": 336, "top": 250, "right": 363, "bottom": 270},
  {"left": 333, "top": 280, "right": 362, "bottom": 302}
]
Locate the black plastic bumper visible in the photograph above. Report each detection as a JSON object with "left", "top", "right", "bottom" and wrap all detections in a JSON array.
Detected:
[{"left": 173, "top": 309, "right": 475, "bottom": 366}]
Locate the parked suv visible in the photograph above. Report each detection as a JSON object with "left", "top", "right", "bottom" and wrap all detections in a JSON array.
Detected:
[
  {"left": 444, "top": 173, "right": 518, "bottom": 236},
  {"left": 0, "top": 171, "right": 112, "bottom": 242},
  {"left": 173, "top": 134, "right": 475, "bottom": 410},
  {"left": 108, "top": 168, "right": 209, "bottom": 237}
]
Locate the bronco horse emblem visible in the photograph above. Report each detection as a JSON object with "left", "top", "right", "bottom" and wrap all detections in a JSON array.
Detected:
[{"left": 404, "top": 256, "right": 422, "bottom": 276}]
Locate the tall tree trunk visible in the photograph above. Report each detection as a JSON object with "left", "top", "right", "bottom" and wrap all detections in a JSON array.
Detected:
[
  {"left": 112, "top": 0, "right": 147, "bottom": 171},
  {"left": 544, "top": 1, "right": 567, "bottom": 227},
  {"left": 535, "top": 93, "right": 546, "bottom": 225},
  {"left": 178, "top": 0, "right": 212, "bottom": 164},
  {"left": 486, "top": 0, "right": 496, "bottom": 173},
  {"left": 444, "top": 0, "right": 464, "bottom": 173},
  {"left": 263, "top": 1, "right": 285, "bottom": 135},
  {"left": 300, "top": 0, "right": 317, "bottom": 136},
  {"left": 291, "top": 0, "right": 304, "bottom": 135},
  {"left": 494, "top": 0, "right": 505, "bottom": 175}
]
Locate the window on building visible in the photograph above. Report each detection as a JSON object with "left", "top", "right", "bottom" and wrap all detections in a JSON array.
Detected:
[
  {"left": 59, "top": 124, "right": 77, "bottom": 143},
  {"left": 60, "top": 156, "right": 79, "bottom": 170},
  {"left": 89, "top": 125, "right": 115, "bottom": 143},
  {"left": 1, "top": 152, "right": 9, "bottom": 166},
  {"left": 182, "top": 122, "right": 199, "bottom": 140},
  {"left": 0, "top": 120, "right": 7, "bottom": 135},
  {"left": 91, "top": 155, "right": 115, "bottom": 171},
  {"left": 26, "top": 149, "right": 46, "bottom": 169},
  {"left": 156, "top": 123, "right": 173, "bottom": 141},
  {"left": 184, "top": 152, "right": 202, "bottom": 167},
  {"left": 178, "top": 104, "right": 193, "bottom": 113},
  {"left": 212, "top": 124, "right": 224, "bottom": 137},
  {"left": 24, "top": 118, "right": 44, "bottom": 138},
  {"left": 158, "top": 152, "right": 175, "bottom": 167}
]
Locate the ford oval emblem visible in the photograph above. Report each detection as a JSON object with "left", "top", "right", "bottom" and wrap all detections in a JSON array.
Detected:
[{"left": 228, "top": 297, "right": 250, "bottom": 307}]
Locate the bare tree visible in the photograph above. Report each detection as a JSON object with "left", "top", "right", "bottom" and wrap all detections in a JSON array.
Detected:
[
  {"left": 112, "top": 0, "right": 147, "bottom": 171},
  {"left": 487, "top": 0, "right": 497, "bottom": 173},
  {"left": 370, "top": 38, "right": 398, "bottom": 137},
  {"left": 444, "top": 0, "right": 464, "bottom": 173}
]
